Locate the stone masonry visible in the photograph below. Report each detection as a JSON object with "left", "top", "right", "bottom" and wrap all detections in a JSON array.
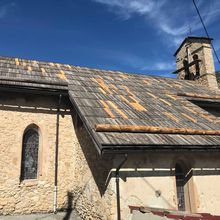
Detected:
[
  {"left": 0, "top": 91, "right": 114, "bottom": 220},
  {"left": 175, "top": 37, "right": 219, "bottom": 90},
  {"left": 1, "top": 91, "right": 220, "bottom": 219}
]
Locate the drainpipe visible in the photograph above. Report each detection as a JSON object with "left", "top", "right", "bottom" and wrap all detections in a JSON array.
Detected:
[
  {"left": 115, "top": 154, "right": 128, "bottom": 220},
  {"left": 54, "top": 94, "right": 62, "bottom": 214}
]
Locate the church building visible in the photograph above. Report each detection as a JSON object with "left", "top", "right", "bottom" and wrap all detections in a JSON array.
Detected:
[{"left": 0, "top": 36, "right": 220, "bottom": 220}]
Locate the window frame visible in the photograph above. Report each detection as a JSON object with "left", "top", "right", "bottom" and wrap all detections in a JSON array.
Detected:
[
  {"left": 173, "top": 159, "right": 195, "bottom": 212},
  {"left": 20, "top": 124, "right": 41, "bottom": 182}
]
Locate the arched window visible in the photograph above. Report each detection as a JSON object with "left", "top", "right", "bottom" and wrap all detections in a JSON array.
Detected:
[
  {"left": 20, "top": 127, "right": 39, "bottom": 180},
  {"left": 193, "top": 54, "right": 198, "bottom": 60},
  {"left": 193, "top": 54, "right": 200, "bottom": 77}
]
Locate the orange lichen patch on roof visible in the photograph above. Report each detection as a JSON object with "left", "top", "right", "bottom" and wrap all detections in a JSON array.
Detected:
[
  {"left": 120, "top": 74, "right": 129, "bottom": 79},
  {"left": 147, "top": 92, "right": 157, "bottom": 99},
  {"left": 159, "top": 98, "right": 172, "bottom": 106},
  {"left": 91, "top": 78, "right": 112, "bottom": 94},
  {"left": 110, "top": 84, "right": 118, "bottom": 91},
  {"left": 41, "top": 68, "right": 46, "bottom": 74},
  {"left": 27, "top": 66, "right": 32, "bottom": 72},
  {"left": 121, "top": 86, "right": 147, "bottom": 111},
  {"left": 181, "top": 113, "right": 197, "bottom": 123},
  {"left": 143, "top": 79, "right": 150, "bottom": 85},
  {"left": 129, "top": 95, "right": 140, "bottom": 103},
  {"left": 107, "top": 101, "right": 128, "bottom": 119},
  {"left": 57, "top": 70, "right": 67, "bottom": 80},
  {"left": 103, "top": 108, "right": 115, "bottom": 119},
  {"left": 164, "top": 112, "right": 179, "bottom": 123},
  {"left": 177, "top": 92, "right": 220, "bottom": 100},
  {"left": 98, "top": 87, "right": 106, "bottom": 94},
  {"left": 96, "top": 75, "right": 103, "bottom": 79},
  {"left": 199, "top": 113, "right": 214, "bottom": 123},
  {"left": 95, "top": 124, "right": 220, "bottom": 135},
  {"left": 120, "top": 96, "right": 147, "bottom": 112},
  {"left": 99, "top": 100, "right": 109, "bottom": 108},
  {"left": 192, "top": 109, "right": 216, "bottom": 123},
  {"left": 183, "top": 106, "right": 212, "bottom": 123},
  {"left": 130, "top": 102, "right": 147, "bottom": 112},
  {"left": 106, "top": 75, "right": 113, "bottom": 80},
  {"left": 99, "top": 100, "right": 115, "bottom": 118},
  {"left": 66, "top": 64, "right": 72, "bottom": 69},
  {"left": 175, "top": 84, "right": 182, "bottom": 89},
  {"left": 15, "top": 58, "right": 19, "bottom": 66},
  {"left": 164, "top": 83, "right": 173, "bottom": 88},
  {"left": 173, "top": 83, "right": 182, "bottom": 89},
  {"left": 166, "top": 94, "right": 177, "bottom": 100},
  {"left": 183, "top": 106, "right": 197, "bottom": 115},
  {"left": 151, "top": 78, "right": 160, "bottom": 82},
  {"left": 122, "top": 86, "right": 136, "bottom": 97}
]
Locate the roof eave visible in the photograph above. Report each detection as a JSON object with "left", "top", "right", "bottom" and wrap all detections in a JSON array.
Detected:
[
  {"left": 101, "top": 144, "right": 220, "bottom": 155},
  {"left": 0, "top": 82, "right": 68, "bottom": 96}
]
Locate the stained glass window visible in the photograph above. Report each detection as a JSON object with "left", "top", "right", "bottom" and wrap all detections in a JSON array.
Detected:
[{"left": 21, "top": 128, "right": 39, "bottom": 180}]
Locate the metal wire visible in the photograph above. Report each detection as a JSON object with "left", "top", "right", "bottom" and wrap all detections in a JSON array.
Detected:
[{"left": 192, "top": 0, "right": 220, "bottom": 65}]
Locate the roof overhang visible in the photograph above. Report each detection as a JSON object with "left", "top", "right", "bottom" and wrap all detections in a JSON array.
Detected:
[
  {"left": 0, "top": 78, "right": 68, "bottom": 95},
  {"left": 101, "top": 145, "right": 220, "bottom": 155}
]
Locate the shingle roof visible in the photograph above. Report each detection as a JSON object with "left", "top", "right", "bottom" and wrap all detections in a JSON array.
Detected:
[{"left": 1, "top": 56, "right": 220, "bottom": 154}]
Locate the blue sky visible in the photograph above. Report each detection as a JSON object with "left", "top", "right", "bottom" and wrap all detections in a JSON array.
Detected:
[{"left": 0, "top": 0, "right": 220, "bottom": 77}]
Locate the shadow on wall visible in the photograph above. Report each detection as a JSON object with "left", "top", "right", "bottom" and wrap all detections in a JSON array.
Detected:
[
  {"left": 63, "top": 192, "right": 73, "bottom": 220},
  {"left": 70, "top": 107, "right": 220, "bottom": 211},
  {"left": 71, "top": 108, "right": 113, "bottom": 196},
  {"left": 0, "top": 91, "right": 71, "bottom": 115}
]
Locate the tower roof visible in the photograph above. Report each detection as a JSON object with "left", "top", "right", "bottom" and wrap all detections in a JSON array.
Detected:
[{"left": 174, "top": 36, "right": 213, "bottom": 56}]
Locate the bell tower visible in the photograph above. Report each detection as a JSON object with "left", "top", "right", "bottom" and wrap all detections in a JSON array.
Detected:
[{"left": 174, "top": 36, "right": 218, "bottom": 90}]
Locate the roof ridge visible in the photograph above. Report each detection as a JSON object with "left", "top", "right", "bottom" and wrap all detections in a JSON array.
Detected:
[
  {"left": 0, "top": 55, "right": 215, "bottom": 90},
  {"left": 0, "top": 55, "right": 180, "bottom": 81}
]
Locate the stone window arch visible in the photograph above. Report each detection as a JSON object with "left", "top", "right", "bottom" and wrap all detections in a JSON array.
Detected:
[{"left": 20, "top": 124, "right": 40, "bottom": 181}]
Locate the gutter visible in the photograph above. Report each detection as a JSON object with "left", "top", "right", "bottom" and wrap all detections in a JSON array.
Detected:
[
  {"left": 115, "top": 154, "right": 127, "bottom": 220},
  {"left": 0, "top": 84, "right": 68, "bottom": 96},
  {"left": 54, "top": 94, "right": 62, "bottom": 213},
  {"left": 101, "top": 145, "right": 220, "bottom": 155}
]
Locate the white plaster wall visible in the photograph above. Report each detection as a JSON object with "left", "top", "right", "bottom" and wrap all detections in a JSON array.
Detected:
[
  {"left": 194, "top": 175, "right": 220, "bottom": 214},
  {"left": 192, "top": 154, "right": 220, "bottom": 215},
  {"left": 108, "top": 153, "right": 220, "bottom": 220},
  {"left": 119, "top": 175, "right": 176, "bottom": 219}
]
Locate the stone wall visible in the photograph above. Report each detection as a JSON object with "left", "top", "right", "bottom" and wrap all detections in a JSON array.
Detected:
[
  {"left": 1, "top": 91, "right": 220, "bottom": 220},
  {"left": 0, "top": 91, "right": 113, "bottom": 220}
]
